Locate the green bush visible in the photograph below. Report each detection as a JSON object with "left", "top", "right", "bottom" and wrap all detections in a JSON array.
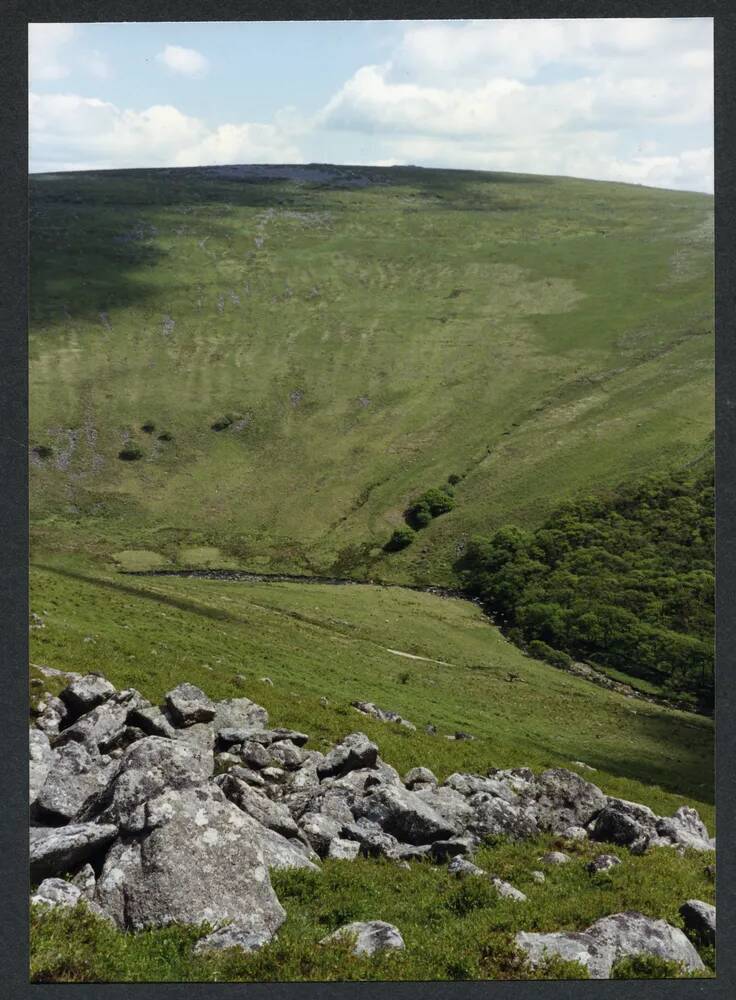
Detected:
[
  {"left": 33, "top": 444, "right": 54, "bottom": 459},
  {"left": 157, "top": 431, "right": 174, "bottom": 442},
  {"left": 118, "top": 445, "right": 143, "bottom": 461},
  {"left": 141, "top": 422, "right": 156, "bottom": 434},
  {"left": 527, "top": 640, "right": 573, "bottom": 669},
  {"left": 406, "top": 486, "right": 456, "bottom": 529},
  {"left": 447, "top": 473, "right": 462, "bottom": 485},
  {"left": 611, "top": 954, "right": 688, "bottom": 979},
  {"left": 385, "top": 527, "right": 416, "bottom": 552}
]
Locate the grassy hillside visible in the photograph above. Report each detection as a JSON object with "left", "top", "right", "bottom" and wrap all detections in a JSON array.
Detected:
[
  {"left": 30, "top": 559, "right": 714, "bottom": 982},
  {"left": 30, "top": 558, "right": 714, "bottom": 821},
  {"left": 30, "top": 165, "right": 713, "bottom": 584}
]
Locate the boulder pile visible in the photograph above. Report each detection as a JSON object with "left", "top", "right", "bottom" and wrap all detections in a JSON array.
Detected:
[{"left": 30, "top": 672, "right": 715, "bottom": 972}]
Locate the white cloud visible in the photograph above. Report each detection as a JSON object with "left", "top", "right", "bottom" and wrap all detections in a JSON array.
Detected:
[
  {"left": 29, "top": 92, "right": 301, "bottom": 172},
  {"left": 318, "top": 18, "right": 713, "bottom": 192},
  {"left": 156, "top": 44, "right": 209, "bottom": 78},
  {"left": 29, "top": 23, "right": 75, "bottom": 81}
]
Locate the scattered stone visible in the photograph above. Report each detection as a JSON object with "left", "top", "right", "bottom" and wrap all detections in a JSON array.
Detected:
[
  {"left": 656, "top": 806, "right": 714, "bottom": 852},
  {"left": 320, "top": 921, "right": 405, "bottom": 957},
  {"left": 679, "top": 900, "right": 715, "bottom": 946},
  {"left": 430, "top": 838, "right": 473, "bottom": 862},
  {"left": 195, "top": 924, "right": 275, "bottom": 954},
  {"left": 561, "top": 825, "right": 588, "bottom": 842},
  {"left": 31, "top": 877, "right": 112, "bottom": 923},
  {"left": 539, "top": 851, "right": 570, "bottom": 865},
  {"left": 491, "top": 877, "right": 527, "bottom": 902},
  {"left": 586, "top": 911, "right": 705, "bottom": 974},
  {"left": 260, "top": 677, "right": 274, "bottom": 686},
  {"left": 572, "top": 761, "right": 597, "bottom": 772},
  {"left": 586, "top": 854, "right": 622, "bottom": 874},
  {"left": 516, "top": 930, "right": 614, "bottom": 979},
  {"left": 261, "top": 766, "right": 285, "bottom": 783},
  {"left": 447, "top": 856, "right": 486, "bottom": 878},
  {"left": 341, "top": 819, "right": 402, "bottom": 859},
  {"left": 351, "top": 701, "right": 416, "bottom": 730},
  {"left": 319, "top": 697, "right": 329, "bottom": 707},
  {"left": 269, "top": 740, "right": 308, "bottom": 770},
  {"left": 531, "top": 870, "right": 546, "bottom": 884},
  {"left": 165, "top": 683, "right": 216, "bottom": 727},
  {"left": 212, "top": 698, "right": 269, "bottom": 733}
]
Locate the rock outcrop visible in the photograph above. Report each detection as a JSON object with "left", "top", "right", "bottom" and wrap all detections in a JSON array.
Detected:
[{"left": 28, "top": 670, "right": 715, "bottom": 967}]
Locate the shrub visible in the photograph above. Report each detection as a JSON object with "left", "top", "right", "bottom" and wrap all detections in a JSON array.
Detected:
[
  {"left": 141, "top": 422, "right": 156, "bottom": 434},
  {"left": 406, "top": 487, "right": 456, "bottom": 529},
  {"left": 33, "top": 445, "right": 54, "bottom": 459},
  {"left": 447, "top": 473, "right": 462, "bottom": 485},
  {"left": 118, "top": 445, "right": 143, "bottom": 461},
  {"left": 385, "top": 527, "right": 415, "bottom": 552},
  {"left": 407, "top": 502, "right": 433, "bottom": 529},
  {"left": 527, "top": 640, "right": 573, "bottom": 669},
  {"left": 157, "top": 431, "right": 173, "bottom": 442},
  {"left": 611, "top": 954, "right": 688, "bottom": 979}
]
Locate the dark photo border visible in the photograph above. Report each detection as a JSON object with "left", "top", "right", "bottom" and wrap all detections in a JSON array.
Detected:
[{"left": 1, "top": 2, "right": 733, "bottom": 997}]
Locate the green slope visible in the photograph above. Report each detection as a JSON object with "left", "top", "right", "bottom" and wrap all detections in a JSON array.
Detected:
[
  {"left": 30, "top": 559, "right": 713, "bottom": 822},
  {"left": 30, "top": 165, "right": 713, "bottom": 583}
]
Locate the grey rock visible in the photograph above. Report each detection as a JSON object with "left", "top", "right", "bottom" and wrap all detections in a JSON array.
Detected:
[
  {"left": 174, "top": 721, "right": 216, "bottom": 754},
  {"left": 469, "top": 795, "right": 539, "bottom": 841},
  {"left": 55, "top": 690, "right": 144, "bottom": 753},
  {"left": 299, "top": 812, "right": 343, "bottom": 856},
  {"left": 31, "top": 877, "right": 113, "bottom": 923},
  {"left": 445, "top": 772, "right": 520, "bottom": 804},
  {"left": 70, "top": 863, "right": 96, "bottom": 897},
  {"left": 342, "top": 819, "right": 402, "bottom": 859},
  {"left": 36, "top": 695, "right": 68, "bottom": 735},
  {"left": 586, "top": 854, "right": 622, "bottom": 874},
  {"left": 404, "top": 766, "right": 437, "bottom": 789},
  {"left": 216, "top": 773, "right": 300, "bottom": 838},
  {"left": 358, "top": 784, "right": 459, "bottom": 845},
  {"left": 539, "top": 851, "right": 570, "bottom": 865},
  {"left": 214, "top": 751, "right": 243, "bottom": 770},
  {"left": 679, "top": 900, "right": 715, "bottom": 946},
  {"left": 261, "top": 766, "right": 285, "bottom": 783},
  {"left": 212, "top": 697, "right": 269, "bottom": 733},
  {"left": 320, "top": 921, "right": 405, "bottom": 956},
  {"left": 317, "top": 732, "right": 378, "bottom": 779},
  {"left": 35, "top": 741, "right": 118, "bottom": 823},
  {"left": 491, "top": 877, "right": 527, "bottom": 902},
  {"left": 657, "top": 807, "right": 713, "bottom": 851},
  {"left": 561, "top": 825, "right": 588, "bottom": 842},
  {"left": 533, "top": 768, "right": 607, "bottom": 833},
  {"left": 94, "top": 785, "right": 287, "bottom": 936},
  {"left": 267, "top": 727, "right": 308, "bottom": 747},
  {"left": 415, "top": 785, "right": 475, "bottom": 831},
  {"left": 269, "top": 740, "right": 308, "bottom": 771},
  {"left": 593, "top": 807, "right": 648, "bottom": 847},
  {"left": 586, "top": 911, "right": 705, "bottom": 974},
  {"left": 516, "top": 930, "right": 614, "bottom": 979},
  {"left": 165, "top": 683, "right": 216, "bottom": 727},
  {"left": 531, "top": 870, "right": 546, "bottom": 884},
  {"left": 327, "top": 837, "right": 361, "bottom": 860},
  {"left": 238, "top": 740, "right": 274, "bottom": 769},
  {"left": 448, "top": 856, "right": 486, "bottom": 878},
  {"left": 351, "top": 701, "right": 415, "bottom": 730},
  {"left": 195, "top": 923, "right": 275, "bottom": 954},
  {"left": 29, "top": 729, "right": 55, "bottom": 809},
  {"left": 59, "top": 674, "right": 116, "bottom": 720},
  {"left": 30, "top": 822, "right": 118, "bottom": 881},
  {"left": 128, "top": 704, "right": 178, "bottom": 739},
  {"left": 81, "top": 735, "right": 213, "bottom": 831}
]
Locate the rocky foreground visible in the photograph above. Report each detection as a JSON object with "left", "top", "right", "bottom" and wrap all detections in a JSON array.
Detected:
[{"left": 30, "top": 672, "right": 716, "bottom": 977}]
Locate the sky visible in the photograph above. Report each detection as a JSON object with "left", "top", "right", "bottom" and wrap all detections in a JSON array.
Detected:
[{"left": 29, "top": 18, "right": 713, "bottom": 192}]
